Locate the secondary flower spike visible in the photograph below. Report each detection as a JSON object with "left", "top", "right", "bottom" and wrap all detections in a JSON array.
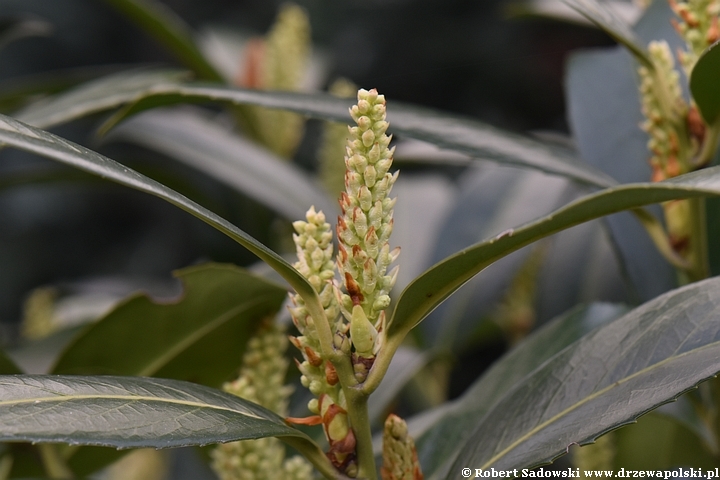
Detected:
[{"left": 337, "top": 88, "right": 399, "bottom": 376}]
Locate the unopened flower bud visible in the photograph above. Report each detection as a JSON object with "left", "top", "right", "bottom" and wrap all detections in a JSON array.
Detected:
[
  {"left": 362, "top": 129, "right": 375, "bottom": 147},
  {"left": 364, "top": 165, "right": 377, "bottom": 187},
  {"left": 350, "top": 304, "right": 377, "bottom": 357}
]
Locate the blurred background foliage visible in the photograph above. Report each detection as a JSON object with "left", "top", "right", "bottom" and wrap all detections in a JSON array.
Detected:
[{"left": 0, "top": 0, "right": 615, "bottom": 332}]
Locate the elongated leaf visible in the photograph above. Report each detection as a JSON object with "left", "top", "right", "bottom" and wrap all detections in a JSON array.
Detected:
[
  {"left": 561, "top": 0, "right": 651, "bottom": 66},
  {"left": 691, "top": 41, "right": 720, "bottom": 125},
  {"left": 412, "top": 303, "right": 627, "bottom": 478},
  {"left": 100, "top": 0, "right": 223, "bottom": 81},
  {"left": 52, "top": 263, "right": 286, "bottom": 387},
  {"left": 13, "top": 71, "right": 615, "bottom": 188},
  {"left": 508, "top": 0, "right": 642, "bottom": 26},
  {"left": 15, "top": 68, "right": 190, "bottom": 129},
  {"left": 106, "top": 84, "right": 616, "bottom": 188},
  {"left": 387, "top": 165, "right": 720, "bottom": 341},
  {"left": 106, "top": 108, "right": 335, "bottom": 220},
  {"left": 0, "top": 65, "right": 133, "bottom": 113},
  {"left": 441, "top": 276, "right": 720, "bottom": 475},
  {"left": 0, "top": 375, "right": 306, "bottom": 448},
  {"left": 0, "top": 113, "right": 319, "bottom": 315}
]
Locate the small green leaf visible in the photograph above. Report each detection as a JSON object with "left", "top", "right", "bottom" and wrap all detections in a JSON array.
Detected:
[
  {"left": 0, "top": 375, "right": 307, "bottom": 448},
  {"left": 561, "top": 0, "right": 651, "bottom": 66},
  {"left": 99, "top": 0, "right": 223, "bottom": 82},
  {"left": 412, "top": 303, "right": 627, "bottom": 478},
  {"left": 0, "top": 113, "right": 319, "bottom": 315},
  {"left": 442, "top": 276, "right": 720, "bottom": 473},
  {"left": 106, "top": 109, "right": 336, "bottom": 220},
  {"left": 387, "top": 166, "right": 720, "bottom": 341},
  {"left": 690, "top": 41, "right": 720, "bottom": 125},
  {"left": 52, "top": 263, "right": 286, "bottom": 387}
]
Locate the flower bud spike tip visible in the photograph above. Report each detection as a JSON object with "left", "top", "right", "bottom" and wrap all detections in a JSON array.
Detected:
[{"left": 337, "top": 89, "right": 399, "bottom": 368}]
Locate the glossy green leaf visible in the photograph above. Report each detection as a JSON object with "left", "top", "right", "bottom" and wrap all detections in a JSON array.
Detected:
[
  {"left": 14, "top": 70, "right": 614, "bottom": 188},
  {"left": 439, "top": 276, "right": 720, "bottom": 474},
  {"left": 412, "top": 303, "right": 627, "bottom": 478},
  {"left": 507, "top": 0, "right": 642, "bottom": 26},
  {"left": 561, "top": 0, "right": 651, "bottom": 66},
  {"left": 0, "top": 113, "right": 319, "bottom": 314},
  {"left": 0, "top": 375, "right": 307, "bottom": 448},
  {"left": 52, "top": 263, "right": 286, "bottom": 387},
  {"left": 15, "top": 68, "right": 190, "bottom": 129},
  {"left": 387, "top": 165, "right": 720, "bottom": 341},
  {"left": 99, "top": 0, "right": 223, "bottom": 81},
  {"left": 106, "top": 108, "right": 335, "bottom": 220},
  {"left": 106, "top": 84, "right": 616, "bottom": 188},
  {"left": 690, "top": 41, "right": 720, "bottom": 125},
  {"left": 0, "top": 65, "right": 131, "bottom": 113}
]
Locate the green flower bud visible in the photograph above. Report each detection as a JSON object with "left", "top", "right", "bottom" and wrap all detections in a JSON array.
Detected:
[{"left": 350, "top": 304, "right": 377, "bottom": 358}]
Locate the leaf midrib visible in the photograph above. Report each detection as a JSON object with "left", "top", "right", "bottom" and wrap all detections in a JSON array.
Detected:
[{"left": 0, "top": 393, "right": 263, "bottom": 419}]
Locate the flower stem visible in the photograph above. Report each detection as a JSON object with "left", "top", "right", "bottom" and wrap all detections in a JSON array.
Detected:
[{"left": 344, "top": 388, "right": 377, "bottom": 480}]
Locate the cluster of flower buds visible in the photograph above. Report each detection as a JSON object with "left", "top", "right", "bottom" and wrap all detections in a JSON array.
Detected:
[
  {"left": 288, "top": 206, "right": 360, "bottom": 475},
  {"left": 211, "top": 320, "right": 313, "bottom": 480},
  {"left": 288, "top": 206, "right": 344, "bottom": 411},
  {"left": 337, "top": 88, "right": 400, "bottom": 382},
  {"left": 670, "top": 0, "right": 720, "bottom": 75},
  {"left": 638, "top": 40, "right": 694, "bottom": 182},
  {"left": 380, "top": 414, "right": 423, "bottom": 480}
]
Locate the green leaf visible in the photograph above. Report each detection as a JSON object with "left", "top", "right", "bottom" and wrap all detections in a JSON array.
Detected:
[
  {"left": 387, "top": 165, "right": 720, "bottom": 340},
  {"left": 99, "top": 0, "right": 223, "bottom": 82},
  {"left": 412, "top": 303, "right": 627, "bottom": 478},
  {"left": 106, "top": 84, "right": 616, "bottom": 188},
  {"left": 691, "top": 41, "right": 720, "bottom": 125},
  {"left": 52, "top": 263, "right": 286, "bottom": 387},
  {"left": 0, "top": 375, "right": 307, "bottom": 448},
  {"left": 14, "top": 70, "right": 614, "bottom": 188},
  {"left": 106, "top": 108, "right": 336, "bottom": 220},
  {"left": 0, "top": 65, "right": 136, "bottom": 113},
  {"left": 15, "top": 68, "right": 191, "bottom": 129},
  {"left": 441, "top": 276, "right": 720, "bottom": 474},
  {"left": 561, "top": 0, "right": 651, "bottom": 66},
  {"left": 0, "top": 113, "right": 319, "bottom": 315}
]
